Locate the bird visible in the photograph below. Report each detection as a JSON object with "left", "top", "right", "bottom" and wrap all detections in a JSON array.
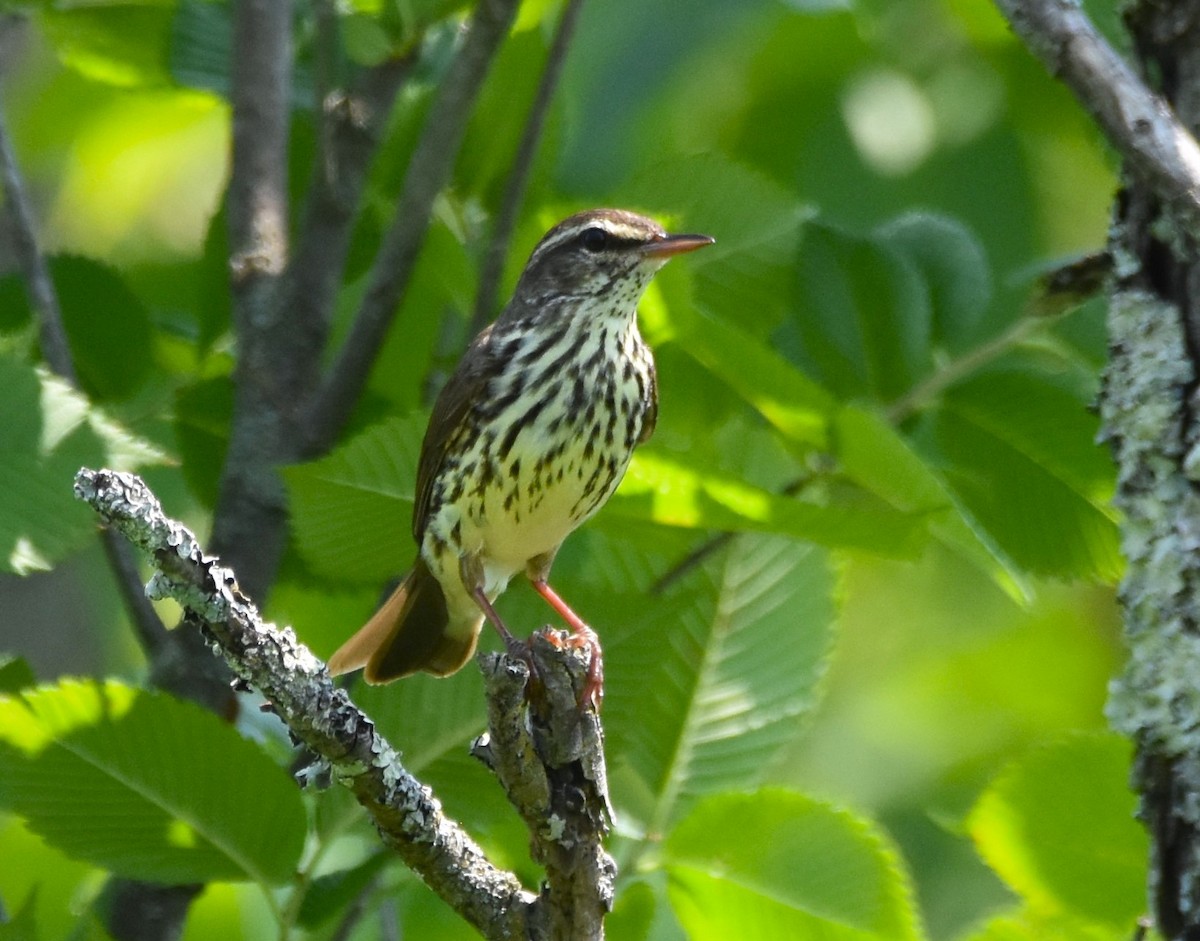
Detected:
[{"left": 327, "top": 209, "right": 714, "bottom": 707}]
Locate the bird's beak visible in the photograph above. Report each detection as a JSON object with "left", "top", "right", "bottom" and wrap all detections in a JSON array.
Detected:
[{"left": 639, "top": 233, "right": 716, "bottom": 258}]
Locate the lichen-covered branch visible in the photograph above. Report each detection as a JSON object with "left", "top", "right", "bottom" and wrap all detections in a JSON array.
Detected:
[
  {"left": 1101, "top": 284, "right": 1200, "bottom": 937},
  {"left": 75, "top": 468, "right": 532, "bottom": 937},
  {"left": 477, "top": 642, "right": 616, "bottom": 939},
  {"left": 992, "top": 0, "right": 1200, "bottom": 228},
  {"left": 75, "top": 467, "right": 616, "bottom": 940}
]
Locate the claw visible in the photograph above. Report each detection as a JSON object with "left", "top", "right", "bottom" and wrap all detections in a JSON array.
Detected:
[{"left": 531, "top": 580, "right": 604, "bottom": 711}]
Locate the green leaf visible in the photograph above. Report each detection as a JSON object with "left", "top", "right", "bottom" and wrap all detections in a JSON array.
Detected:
[
  {"left": 40, "top": 0, "right": 175, "bottom": 88},
  {"left": 835, "top": 404, "right": 1031, "bottom": 600},
  {"left": 0, "top": 275, "right": 33, "bottom": 333},
  {"left": 0, "top": 679, "right": 306, "bottom": 886},
  {"left": 284, "top": 414, "right": 424, "bottom": 583},
  {"left": 670, "top": 307, "right": 834, "bottom": 449},
  {"left": 0, "top": 356, "right": 163, "bottom": 575},
  {"left": 789, "top": 221, "right": 933, "bottom": 402},
  {"left": 609, "top": 876, "right": 688, "bottom": 941},
  {"left": 624, "top": 154, "right": 810, "bottom": 337},
  {"left": 297, "top": 852, "right": 390, "bottom": 928},
  {"left": 605, "top": 536, "right": 837, "bottom": 830},
  {"left": 51, "top": 256, "right": 154, "bottom": 401},
  {"left": 968, "top": 733, "right": 1147, "bottom": 928},
  {"left": 352, "top": 668, "right": 486, "bottom": 775},
  {"left": 665, "top": 789, "right": 922, "bottom": 941},
  {"left": 931, "top": 366, "right": 1119, "bottom": 581},
  {"left": 170, "top": 0, "right": 231, "bottom": 95},
  {"left": 174, "top": 375, "right": 233, "bottom": 508},
  {"left": 367, "top": 221, "right": 475, "bottom": 413},
  {"left": 0, "top": 814, "right": 99, "bottom": 941},
  {"left": 875, "top": 212, "right": 993, "bottom": 352},
  {"left": 612, "top": 450, "right": 923, "bottom": 557},
  {"left": 0, "top": 886, "right": 38, "bottom": 941},
  {"left": 962, "top": 909, "right": 1127, "bottom": 941},
  {"left": 0, "top": 658, "right": 36, "bottom": 696}
]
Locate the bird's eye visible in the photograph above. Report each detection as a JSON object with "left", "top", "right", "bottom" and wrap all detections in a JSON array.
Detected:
[{"left": 580, "top": 227, "right": 608, "bottom": 252}]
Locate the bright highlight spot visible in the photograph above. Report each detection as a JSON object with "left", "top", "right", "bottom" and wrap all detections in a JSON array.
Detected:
[
  {"left": 49, "top": 90, "right": 230, "bottom": 262},
  {"left": 842, "top": 69, "right": 935, "bottom": 177}
]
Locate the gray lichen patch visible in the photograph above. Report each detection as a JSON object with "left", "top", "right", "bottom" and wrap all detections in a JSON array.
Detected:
[{"left": 1102, "top": 287, "right": 1200, "bottom": 758}]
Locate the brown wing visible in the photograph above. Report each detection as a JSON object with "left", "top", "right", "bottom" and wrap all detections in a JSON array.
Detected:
[{"left": 412, "top": 323, "right": 500, "bottom": 542}]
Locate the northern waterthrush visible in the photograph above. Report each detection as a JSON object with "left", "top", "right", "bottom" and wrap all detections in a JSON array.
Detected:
[{"left": 328, "top": 209, "right": 714, "bottom": 706}]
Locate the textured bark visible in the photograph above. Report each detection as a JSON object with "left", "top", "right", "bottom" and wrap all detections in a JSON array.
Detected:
[
  {"left": 1105, "top": 6, "right": 1200, "bottom": 936},
  {"left": 992, "top": 0, "right": 1200, "bottom": 936}
]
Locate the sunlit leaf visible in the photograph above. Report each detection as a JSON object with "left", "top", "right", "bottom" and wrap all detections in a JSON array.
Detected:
[
  {"left": 605, "top": 535, "right": 837, "bottom": 830},
  {"left": 0, "top": 679, "right": 305, "bottom": 885},
  {"left": 41, "top": 0, "right": 175, "bottom": 88},
  {"left": 0, "top": 356, "right": 164, "bottom": 574},
  {"left": 613, "top": 450, "right": 923, "bottom": 556},
  {"left": 669, "top": 307, "right": 834, "bottom": 449},
  {"left": 962, "top": 909, "right": 1126, "bottom": 941},
  {"left": 969, "top": 734, "right": 1146, "bottom": 928},
  {"left": 0, "top": 886, "right": 38, "bottom": 941},
  {"left": 665, "top": 790, "right": 922, "bottom": 941}
]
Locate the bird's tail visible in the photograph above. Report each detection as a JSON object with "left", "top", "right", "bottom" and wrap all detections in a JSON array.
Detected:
[{"left": 327, "top": 558, "right": 479, "bottom": 683}]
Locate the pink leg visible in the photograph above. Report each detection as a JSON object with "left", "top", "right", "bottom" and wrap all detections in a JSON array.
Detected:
[
  {"left": 531, "top": 579, "right": 604, "bottom": 711},
  {"left": 470, "top": 586, "right": 514, "bottom": 642}
]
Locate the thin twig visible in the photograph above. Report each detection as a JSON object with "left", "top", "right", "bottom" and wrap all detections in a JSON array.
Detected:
[
  {"left": 0, "top": 111, "right": 74, "bottom": 381},
  {"left": 0, "top": 108, "right": 168, "bottom": 654},
  {"left": 887, "top": 251, "right": 1111, "bottom": 423},
  {"left": 470, "top": 0, "right": 588, "bottom": 333},
  {"left": 303, "top": 0, "right": 523, "bottom": 456},
  {"left": 312, "top": 0, "right": 339, "bottom": 187},
  {"left": 992, "top": 0, "right": 1200, "bottom": 228}
]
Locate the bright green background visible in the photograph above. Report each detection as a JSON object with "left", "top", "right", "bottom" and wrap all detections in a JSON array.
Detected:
[{"left": 0, "top": 0, "right": 1145, "bottom": 939}]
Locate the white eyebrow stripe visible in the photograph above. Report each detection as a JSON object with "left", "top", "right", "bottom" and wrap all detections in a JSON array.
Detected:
[{"left": 528, "top": 218, "right": 658, "bottom": 264}]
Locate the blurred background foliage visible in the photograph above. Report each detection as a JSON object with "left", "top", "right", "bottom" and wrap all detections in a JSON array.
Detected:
[{"left": 0, "top": 0, "right": 1142, "bottom": 938}]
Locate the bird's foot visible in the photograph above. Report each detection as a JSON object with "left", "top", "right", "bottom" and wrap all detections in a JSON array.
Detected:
[{"left": 541, "top": 622, "right": 604, "bottom": 712}]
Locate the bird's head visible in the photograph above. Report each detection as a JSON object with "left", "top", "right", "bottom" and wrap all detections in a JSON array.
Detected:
[{"left": 510, "top": 209, "right": 714, "bottom": 318}]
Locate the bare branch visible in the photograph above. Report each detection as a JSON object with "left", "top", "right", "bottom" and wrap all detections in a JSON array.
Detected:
[
  {"left": 227, "top": 0, "right": 291, "bottom": 288},
  {"left": 303, "top": 0, "right": 523, "bottom": 456},
  {"left": 276, "top": 54, "right": 417, "bottom": 388},
  {"left": 470, "top": 0, "right": 588, "bottom": 333},
  {"left": 74, "top": 468, "right": 537, "bottom": 940},
  {"left": 0, "top": 110, "right": 75, "bottom": 381},
  {"left": 208, "top": 0, "right": 295, "bottom": 599},
  {"left": 992, "top": 0, "right": 1200, "bottom": 226}
]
